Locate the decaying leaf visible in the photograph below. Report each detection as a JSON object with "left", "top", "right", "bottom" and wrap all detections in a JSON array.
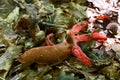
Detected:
[
  {"left": 0, "top": 44, "right": 22, "bottom": 78},
  {"left": 69, "top": 2, "right": 87, "bottom": 22},
  {"left": 0, "top": 0, "right": 15, "bottom": 19},
  {"left": 0, "top": 0, "right": 120, "bottom": 80},
  {"left": 54, "top": 70, "right": 79, "bottom": 80},
  {"left": 0, "top": 6, "right": 19, "bottom": 23},
  {"left": 100, "top": 61, "right": 120, "bottom": 80},
  {"left": 0, "top": 18, "right": 22, "bottom": 79},
  {"left": 10, "top": 69, "right": 38, "bottom": 80},
  {"left": 111, "top": 43, "right": 120, "bottom": 61}
]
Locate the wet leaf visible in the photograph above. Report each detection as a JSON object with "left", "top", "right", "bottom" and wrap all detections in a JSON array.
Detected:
[
  {"left": 54, "top": 70, "right": 79, "bottom": 80},
  {"left": 69, "top": 2, "right": 87, "bottom": 22},
  {"left": 54, "top": 8, "right": 71, "bottom": 25},
  {"left": 100, "top": 61, "right": 120, "bottom": 80},
  {"left": 0, "top": 6, "right": 19, "bottom": 23},
  {"left": 0, "top": 44, "right": 22, "bottom": 78},
  {"left": 0, "top": 0, "right": 15, "bottom": 19},
  {"left": 90, "top": 49, "right": 113, "bottom": 66},
  {"left": 10, "top": 69, "right": 38, "bottom": 80},
  {"left": 42, "top": 74, "right": 52, "bottom": 80}
]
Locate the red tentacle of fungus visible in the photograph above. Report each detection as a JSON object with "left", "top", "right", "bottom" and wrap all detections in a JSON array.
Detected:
[
  {"left": 91, "top": 32, "right": 107, "bottom": 42},
  {"left": 73, "top": 34, "right": 94, "bottom": 42},
  {"left": 72, "top": 44, "right": 93, "bottom": 66},
  {"left": 45, "top": 33, "right": 54, "bottom": 46},
  {"left": 69, "top": 21, "right": 88, "bottom": 38},
  {"left": 74, "top": 32, "right": 107, "bottom": 43}
]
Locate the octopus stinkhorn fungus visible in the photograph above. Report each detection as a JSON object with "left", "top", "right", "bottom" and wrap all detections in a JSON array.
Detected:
[{"left": 69, "top": 21, "right": 107, "bottom": 66}]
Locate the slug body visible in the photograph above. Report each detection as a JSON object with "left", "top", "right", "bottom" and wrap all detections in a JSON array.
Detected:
[{"left": 18, "top": 41, "right": 72, "bottom": 64}]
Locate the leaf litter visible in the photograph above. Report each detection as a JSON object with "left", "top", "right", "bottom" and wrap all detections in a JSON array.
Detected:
[{"left": 0, "top": 0, "right": 120, "bottom": 80}]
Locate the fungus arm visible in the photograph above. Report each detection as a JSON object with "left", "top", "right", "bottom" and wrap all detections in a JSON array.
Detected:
[{"left": 72, "top": 43, "right": 92, "bottom": 66}]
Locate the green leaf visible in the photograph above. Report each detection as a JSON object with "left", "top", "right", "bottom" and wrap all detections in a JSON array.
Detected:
[
  {"left": 54, "top": 71, "right": 79, "bottom": 80},
  {"left": 11, "top": 69, "right": 38, "bottom": 80},
  {"left": 42, "top": 74, "right": 52, "bottom": 80},
  {"left": 69, "top": 2, "right": 87, "bottom": 22}
]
